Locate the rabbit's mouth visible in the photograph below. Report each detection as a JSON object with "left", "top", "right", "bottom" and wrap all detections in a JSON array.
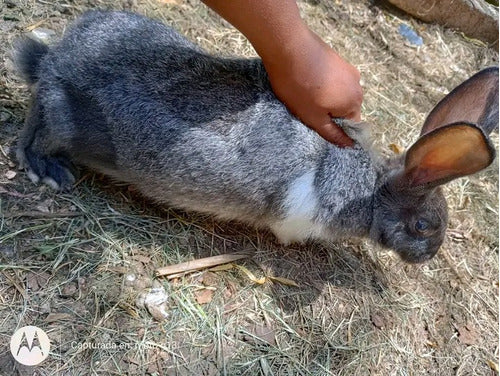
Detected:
[
  {"left": 396, "top": 248, "right": 437, "bottom": 264},
  {"left": 378, "top": 231, "right": 440, "bottom": 263}
]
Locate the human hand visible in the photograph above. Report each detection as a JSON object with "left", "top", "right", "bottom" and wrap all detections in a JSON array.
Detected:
[
  {"left": 262, "top": 29, "right": 363, "bottom": 147},
  {"left": 201, "top": 0, "right": 363, "bottom": 146}
]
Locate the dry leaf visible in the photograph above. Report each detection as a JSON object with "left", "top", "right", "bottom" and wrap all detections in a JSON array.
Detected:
[
  {"left": 61, "top": 282, "right": 78, "bottom": 297},
  {"left": 200, "top": 272, "right": 218, "bottom": 287},
  {"left": 234, "top": 264, "right": 266, "bottom": 284},
  {"left": 45, "top": 313, "right": 73, "bottom": 322},
  {"left": 487, "top": 359, "right": 499, "bottom": 372},
  {"left": 195, "top": 288, "right": 214, "bottom": 305},
  {"left": 224, "top": 280, "right": 237, "bottom": 299},
  {"left": 253, "top": 324, "right": 276, "bottom": 345},
  {"left": 267, "top": 276, "right": 299, "bottom": 287},
  {"left": 136, "top": 286, "right": 169, "bottom": 321},
  {"left": 458, "top": 324, "right": 479, "bottom": 345},
  {"left": 425, "top": 340, "right": 438, "bottom": 348},
  {"left": 388, "top": 143, "right": 404, "bottom": 154},
  {"left": 5, "top": 170, "right": 16, "bottom": 180},
  {"left": 35, "top": 199, "right": 53, "bottom": 213},
  {"left": 147, "top": 304, "right": 169, "bottom": 321},
  {"left": 35, "top": 204, "right": 50, "bottom": 212},
  {"left": 131, "top": 254, "right": 152, "bottom": 264},
  {"left": 26, "top": 272, "right": 50, "bottom": 292},
  {"left": 371, "top": 313, "right": 386, "bottom": 329},
  {"left": 242, "top": 324, "right": 276, "bottom": 346}
]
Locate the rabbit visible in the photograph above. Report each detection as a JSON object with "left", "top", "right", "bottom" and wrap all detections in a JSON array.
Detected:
[{"left": 12, "top": 10, "right": 498, "bottom": 263}]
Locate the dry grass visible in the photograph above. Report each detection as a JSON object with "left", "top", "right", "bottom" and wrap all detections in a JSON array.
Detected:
[{"left": 0, "top": 0, "right": 498, "bottom": 375}]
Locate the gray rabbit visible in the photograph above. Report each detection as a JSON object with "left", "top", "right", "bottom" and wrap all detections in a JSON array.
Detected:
[{"left": 13, "top": 11, "right": 498, "bottom": 263}]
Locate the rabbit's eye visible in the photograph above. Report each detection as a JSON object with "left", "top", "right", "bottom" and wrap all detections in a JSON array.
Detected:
[{"left": 414, "top": 219, "right": 430, "bottom": 233}]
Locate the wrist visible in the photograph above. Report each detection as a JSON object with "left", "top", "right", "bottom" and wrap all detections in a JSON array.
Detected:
[{"left": 258, "top": 22, "right": 314, "bottom": 68}]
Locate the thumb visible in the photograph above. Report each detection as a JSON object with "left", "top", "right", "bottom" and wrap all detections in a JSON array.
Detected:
[{"left": 314, "top": 116, "right": 354, "bottom": 147}]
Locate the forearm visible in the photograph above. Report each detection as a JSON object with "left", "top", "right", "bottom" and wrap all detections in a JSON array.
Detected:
[{"left": 201, "top": 0, "right": 311, "bottom": 64}]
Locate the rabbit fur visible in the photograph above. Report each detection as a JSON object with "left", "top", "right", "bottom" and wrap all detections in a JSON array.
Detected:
[{"left": 13, "top": 11, "right": 498, "bottom": 263}]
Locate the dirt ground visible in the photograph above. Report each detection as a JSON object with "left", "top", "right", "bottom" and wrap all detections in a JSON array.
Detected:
[{"left": 0, "top": 0, "right": 498, "bottom": 375}]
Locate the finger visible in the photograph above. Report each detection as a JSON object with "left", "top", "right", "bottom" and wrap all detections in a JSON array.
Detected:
[
  {"left": 348, "top": 109, "right": 362, "bottom": 122},
  {"left": 326, "top": 91, "right": 363, "bottom": 122},
  {"left": 315, "top": 118, "right": 354, "bottom": 148},
  {"left": 330, "top": 108, "right": 362, "bottom": 122}
]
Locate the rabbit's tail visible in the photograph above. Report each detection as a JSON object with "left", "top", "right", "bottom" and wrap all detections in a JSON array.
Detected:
[{"left": 13, "top": 38, "right": 49, "bottom": 85}]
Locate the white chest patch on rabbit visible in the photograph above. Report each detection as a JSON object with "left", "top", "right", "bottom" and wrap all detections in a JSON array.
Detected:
[{"left": 270, "top": 171, "right": 325, "bottom": 244}]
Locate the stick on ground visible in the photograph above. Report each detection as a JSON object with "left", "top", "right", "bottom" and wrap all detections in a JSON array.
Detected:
[{"left": 155, "top": 251, "right": 252, "bottom": 277}]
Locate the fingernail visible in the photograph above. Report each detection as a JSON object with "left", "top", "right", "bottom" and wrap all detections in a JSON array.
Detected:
[{"left": 341, "top": 139, "right": 354, "bottom": 148}]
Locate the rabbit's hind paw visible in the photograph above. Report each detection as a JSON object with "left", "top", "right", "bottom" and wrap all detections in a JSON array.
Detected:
[{"left": 19, "top": 148, "right": 76, "bottom": 191}]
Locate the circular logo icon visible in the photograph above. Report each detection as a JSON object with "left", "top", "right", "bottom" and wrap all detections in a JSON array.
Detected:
[{"left": 10, "top": 326, "right": 50, "bottom": 366}]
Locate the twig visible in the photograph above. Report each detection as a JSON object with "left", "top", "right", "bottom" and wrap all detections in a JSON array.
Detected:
[{"left": 155, "top": 251, "right": 252, "bottom": 277}]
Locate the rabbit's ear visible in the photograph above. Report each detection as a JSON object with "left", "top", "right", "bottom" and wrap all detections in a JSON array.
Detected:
[
  {"left": 421, "top": 67, "right": 499, "bottom": 136},
  {"left": 404, "top": 123, "right": 495, "bottom": 188}
]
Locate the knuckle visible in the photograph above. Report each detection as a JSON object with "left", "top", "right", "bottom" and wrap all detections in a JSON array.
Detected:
[
  {"left": 350, "top": 65, "right": 361, "bottom": 81},
  {"left": 353, "top": 85, "right": 363, "bottom": 105}
]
